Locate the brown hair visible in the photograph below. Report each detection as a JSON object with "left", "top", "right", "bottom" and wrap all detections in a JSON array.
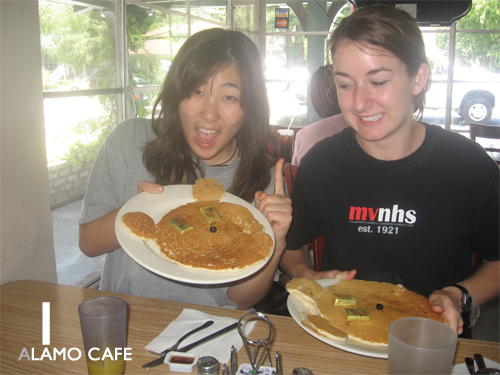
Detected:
[
  {"left": 328, "top": 4, "right": 430, "bottom": 119},
  {"left": 143, "top": 28, "right": 278, "bottom": 202},
  {"left": 310, "top": 65, "right": 341, "bottom": 119}
]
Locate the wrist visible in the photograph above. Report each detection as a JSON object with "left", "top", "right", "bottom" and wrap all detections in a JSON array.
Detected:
[
  {"left": 443, "top": 285, "right": 464, "bottom": 310},
  {"left": 448, "top": 283, "right": 480, "bottom": 327},
  {"left": 296, "top": 265, "right": 317, "bottom": 279}
]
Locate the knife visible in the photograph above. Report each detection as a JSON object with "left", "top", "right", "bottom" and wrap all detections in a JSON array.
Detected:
[
  {"left": 475, "top": 353, "right": 487, "bottom": 370},
  {"left": 466, "top": 357, "right": 476, "bottom": 374},
  {"left": 142, "top": 322, "right": 238, "bottom": 369}
]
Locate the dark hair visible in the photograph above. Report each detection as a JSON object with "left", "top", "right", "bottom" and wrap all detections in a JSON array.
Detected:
[
  {"left": 310, "top": 65, "right": 341, "bottom": 119},
  {"left": 327, "top": 4, "right": 430, "bottom": 119},
  {"left": 143, "top": 28, "right": 278, "bottom": 202}
]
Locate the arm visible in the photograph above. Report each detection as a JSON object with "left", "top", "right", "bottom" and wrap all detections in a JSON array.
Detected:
[
  {"left": 79, "top": 181, "right": 164, "bottom": 258},
  {"left": 227, "top": 159, "right": 293, "bottom": 309},
  {"left": 79, "top": 208, "right": 121, "bottom": 257},
  {"left": 429, "top": 259, "right": 500, "bottom": 335},
  {"left": 280, "top": 246, "right": 357, "bottom": 281}
]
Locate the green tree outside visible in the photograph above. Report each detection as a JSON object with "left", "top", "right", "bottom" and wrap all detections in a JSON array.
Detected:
[{"left": 435, "top": 0, "right": 500, "bottom": 72}]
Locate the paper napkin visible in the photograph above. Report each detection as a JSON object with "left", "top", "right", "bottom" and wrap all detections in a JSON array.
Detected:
[
  {"left": 451, "top": 357, "right": 500, "bottom": 375},
  {"left": 145, "top": 308, "right": 256, "bottom": 364}
]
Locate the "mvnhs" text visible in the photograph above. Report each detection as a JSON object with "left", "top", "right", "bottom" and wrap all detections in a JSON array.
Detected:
[{"left": 349, "top": 205, "right": 416, "bottom": 225}]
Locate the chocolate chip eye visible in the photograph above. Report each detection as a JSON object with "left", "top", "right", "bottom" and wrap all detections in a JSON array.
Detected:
[
  {"left": 376, "top": 304, "right": 384, "bottom": 310},
  {"left": 210, "top": 226, "right": 217, "bottom": 233}
]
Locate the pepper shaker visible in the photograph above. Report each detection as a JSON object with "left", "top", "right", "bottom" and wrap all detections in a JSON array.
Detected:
[
  {"left": 197, "top": 356, "right": 219, "bottom": 375},
  {"left": 292, "top": 367, "right": 314, "bottom": 375}
]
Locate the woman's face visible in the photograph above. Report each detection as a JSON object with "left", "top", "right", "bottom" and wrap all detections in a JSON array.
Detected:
[
  {"left": 179, "top": 63, "right": 245, "bottom": 166},
  {"left": 333, "top": 41, "right": 428, "bottom": 158}
]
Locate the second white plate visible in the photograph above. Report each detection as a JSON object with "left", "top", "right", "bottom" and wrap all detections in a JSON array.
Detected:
[{"left": 287, "top": 278, "right": 389, "bottom": 358}]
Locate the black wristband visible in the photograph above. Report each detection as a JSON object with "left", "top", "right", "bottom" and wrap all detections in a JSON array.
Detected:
[{"left": 452, "top": 283, "right": 472, "bottom": 316}]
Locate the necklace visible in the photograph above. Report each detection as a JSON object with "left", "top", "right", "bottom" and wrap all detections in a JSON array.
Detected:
[{"left": 209, "top": 145, "right": 239, "bottom": 167}]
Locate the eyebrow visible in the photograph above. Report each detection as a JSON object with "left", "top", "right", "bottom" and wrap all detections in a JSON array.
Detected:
[
  {"left": 334, "top": 67, "right": 393, "bottom": 78},
  {"left": 207, "top": 81, "right": 240, "bottom": 93},
  {"left": 222, "top": 82, "right": 241, "bottom": 90}
]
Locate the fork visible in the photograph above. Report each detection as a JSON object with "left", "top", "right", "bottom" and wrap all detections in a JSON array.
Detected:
[{"left": 154, "top": 320, "right": 214, "bottom": 355}]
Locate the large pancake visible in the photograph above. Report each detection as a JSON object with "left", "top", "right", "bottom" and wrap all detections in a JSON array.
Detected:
[
  {"left": 155, "top": 200, "right": 273, "bottom": 271},
  {"left": 288, "top": 279, "right": 446, "bottom": 347}
]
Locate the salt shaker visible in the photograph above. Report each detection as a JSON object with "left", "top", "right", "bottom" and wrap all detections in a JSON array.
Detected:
[
  {"left": 197, "top": 356, "right": 219, "bottom": 375},
  {"left": 292, "top": 367, "right": 314, "bottom": 375}
]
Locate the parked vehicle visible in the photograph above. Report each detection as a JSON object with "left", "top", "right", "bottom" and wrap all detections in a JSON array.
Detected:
[{"left": 426, "top": 66, "right": 500, "bottom": 124}]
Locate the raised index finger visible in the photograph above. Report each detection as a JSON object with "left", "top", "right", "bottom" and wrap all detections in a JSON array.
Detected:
[{"left": 274, "top": 158, "right": 285, "bottom": 196}]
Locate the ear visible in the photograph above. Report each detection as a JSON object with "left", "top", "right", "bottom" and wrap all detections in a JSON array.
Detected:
[{"left": 412, "top": 63, "right": 430, "bottom": 96}]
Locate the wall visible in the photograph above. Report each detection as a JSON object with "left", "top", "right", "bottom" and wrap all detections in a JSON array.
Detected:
[
  {"left": 1, "top": 1, "right": 58, "bottom": 284},
  {"left": 48, "top": 162, "right": 91, "bottom": 208}
]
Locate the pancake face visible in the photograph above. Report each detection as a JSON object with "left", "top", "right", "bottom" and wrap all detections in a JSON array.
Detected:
[
  {"left": 288, "top": 279, "right": 446, "bottom": 347},
  {"left": 155, "top": 200, "right": 273, "bottom": 271},
  {"left": 121, "top": 178, "right": 273, "bottom": 272}
]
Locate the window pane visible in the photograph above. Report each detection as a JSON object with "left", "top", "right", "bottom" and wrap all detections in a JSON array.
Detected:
[
  {"left": 170, "top": 1, "right": 187, "bottom": 14},
  {"left": 456, "top": 0, "right": 500, "bottom": 31},
  {"left": 190, "top": 1, "right": 227, "bottom": 24},
  {"left": 130, "top": 89, "right": 161, "bottom": 118},
  {"left": 266, "top": 35, "right": 309, "bottom": 126},
  {"left": 44, "top": 95, "right": 118, "bottom": 165},
  {"left": 191, "top": 19, "right": 228, "bottom": 33},
  {"left": 265, "top": 2, "right": 349, "bottom": 126},
  {"left": 127, "top": 7, "right": 187, "bottom": 118},
  {"left": 234, "top": 1, "right": 255, "bottom": 32},
  {"left": 40, "top": 1, "right": 116, "bottom": 92}
]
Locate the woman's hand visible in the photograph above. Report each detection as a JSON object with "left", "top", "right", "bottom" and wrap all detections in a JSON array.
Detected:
[
  {"left": 254, "top": 158, "right": 292, "bottom": 254},
  {"left": 302, "top": 268, "right": 357, "bottom": 281},
  {"left": 137, "top": 180, "right": 164, "bottom": 194},
  {"left": 429, "top": 287, "right": 464, "bottom": 335}
]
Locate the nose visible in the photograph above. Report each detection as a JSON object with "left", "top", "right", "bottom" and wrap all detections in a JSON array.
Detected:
[
  {"left": 352, "top": 85, "right": 373, "bottom": 113},
  {"left": 200, "top": 97, "right": 220, "bottom": 122}
]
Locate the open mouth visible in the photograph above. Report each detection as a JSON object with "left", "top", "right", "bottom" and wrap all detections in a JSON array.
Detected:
[
  {"left": 360, "top": 113, "right": 383, "bottom": 122},
  {"left": 195, "top": 128, "right": 219, "bottom": 146}
]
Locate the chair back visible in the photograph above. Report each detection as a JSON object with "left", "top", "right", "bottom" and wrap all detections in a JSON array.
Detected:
[
  {"left": 283, "top": 163, "right": 324, "bottom": 272},
  {"left": 469, "top": 123, "right": 500, "bottom": 164},
  {"left": 283, "top": 163, "right": 297, "bottom": 197},
  {"left": 470, "top": 122, "right": 500, "bottom": 140}
]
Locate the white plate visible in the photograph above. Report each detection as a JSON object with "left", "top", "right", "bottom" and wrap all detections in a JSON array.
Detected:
[
  {"left": 287, "top": 278, "right": 389, "bottom": 358},
  {"left": 115, "top": 185, "right": 275, "bottom": 285}
]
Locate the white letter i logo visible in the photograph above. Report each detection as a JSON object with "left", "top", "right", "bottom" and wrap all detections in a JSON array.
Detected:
[{"left": 42, "top": 302, "right": 50, "bottom": 345}]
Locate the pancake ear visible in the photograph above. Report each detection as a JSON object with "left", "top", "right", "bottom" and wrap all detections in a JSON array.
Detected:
[{"left": 192, "top": 178, "right": 225, "bottom": 201}]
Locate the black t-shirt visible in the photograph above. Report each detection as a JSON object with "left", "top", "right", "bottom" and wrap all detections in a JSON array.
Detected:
[{"left": 286, "top": 124, "right": 499, "bottom": 297}]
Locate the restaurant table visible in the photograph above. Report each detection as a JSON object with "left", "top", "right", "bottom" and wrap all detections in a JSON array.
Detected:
[{"left": 1, "top": 280, "right": 499, "bottom": 375}]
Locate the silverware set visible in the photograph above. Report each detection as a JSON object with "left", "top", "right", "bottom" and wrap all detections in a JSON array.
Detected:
[
  {"left": 142, "top": 320, "right": 240, "bottom": 369},
  {"left": 465, "top": 353, "right": 500, "bottom": 375},
  {"left": 142, "top": 312, "right": 284, "bottom": 374}
]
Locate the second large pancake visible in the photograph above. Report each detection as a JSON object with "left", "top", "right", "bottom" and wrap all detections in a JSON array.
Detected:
[{"left": 288, "top": 279, "right": 446, "bottom": 347}]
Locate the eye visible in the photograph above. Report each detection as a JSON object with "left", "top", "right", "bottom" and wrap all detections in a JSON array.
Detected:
[
  {"left": 223, "top": 95, "right": 239, "bottom": 102},
  {"left": 372, "top": 80, "right": 387, "bottom": 87},
  {"left": 336, "top": 82, "right": 352, "bottom": 90},
  {"left": 191, "top": 89, "right": 203, "bottom": 97}
]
